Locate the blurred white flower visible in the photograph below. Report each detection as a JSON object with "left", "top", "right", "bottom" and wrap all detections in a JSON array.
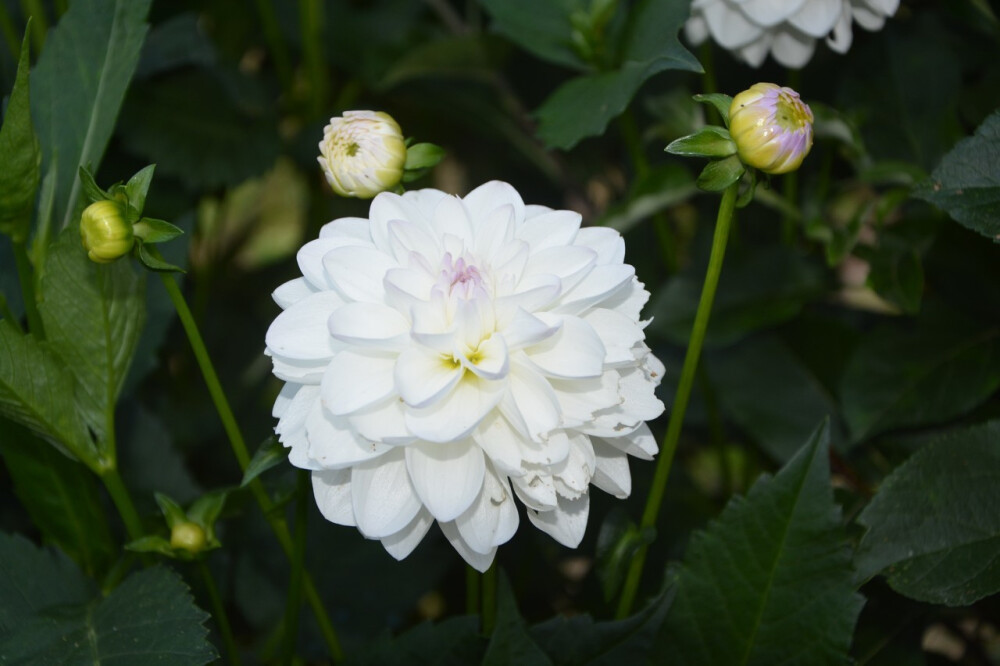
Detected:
[
  {"left": 265, "top": 182, "right": 664, "bottom": 571},
  {"left": 685, "top": 0, "right": 900, "bottom": 68},
  {"left": 317, "top": 110, "right": 407, "bottom": 199}
]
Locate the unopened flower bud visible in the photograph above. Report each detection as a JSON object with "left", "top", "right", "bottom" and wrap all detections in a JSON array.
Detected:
[
  {"left": 729, "top": 83, "right": 814, "bottom": 175},
  {"left": 170, "top": 521, "right": 207, "bottom": 554},
  {"left": 318, "top": 110, "right": 407, "bottom": 199},
  {"left": 80, "top": 200, "right": 134, "bottom": 263}
]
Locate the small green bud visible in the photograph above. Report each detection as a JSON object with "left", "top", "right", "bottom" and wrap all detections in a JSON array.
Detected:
[
  {"left": 170, "top": 521, "right": 207, "bottom": 554},
  {"left": 80, "top": 200, "right": 133, "bottom": 263}
]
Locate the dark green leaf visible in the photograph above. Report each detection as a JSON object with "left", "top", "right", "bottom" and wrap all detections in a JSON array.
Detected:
[
  {"left": 483, "top": 570, "right": 553, "bottom": 666},
  {"left": 913, "top": 110, "right": 1000, "bottom": 241},
  {"left": 0, "top": 420, "right": 115, "bottom": 579},
  {"left": 598, "top": 163, "right": 696, "bottom": 233},
  {"left": 665, "top": 126, "right": 736, "bottom": 158},
  {"left": 344, "top": 616, "right": 484, "bottom": 666},
  {"left": 696, "top": 155, "right": 744, "bottom": 191},
  {"left": 155, "top": 492, "right": 187, "bottom": 529},
  {"left": 134, "top": 12, "right": 216, "bottom": 80},
  {"left": 122, "top": 164, "right": 156, "bottom": 217},
  {"left": 594, "top": 508, "right": 653, "bottom": 602},
  {"left": 38, "top": 227, "right": 146, "bottom": 449},
  {"left": 187, "top": 490, "right": 228, "bottom": 534},
  {"left": 0, "top": 320, "right": 97, "bottom": 465},
  {"left": 648, "top": 246, "right": 827, "bottom": 348},
  {"left": 692, "top": 93, "right": 733, "bottom": 127},
  {"left": 404, "top": 143, "right": 446, "bottom": 171},
  {"left": 380, "top": 34, "right": 505, "bottom": 89},
  {"left": 839, "top": 307, "right": 1000, "bottom": 443},
  {"left": 478, "top": 0, "right": 588, "bottom": 71},
  {"left": 133, "top": 217, "right": 183, "bottom": 244},
  {"left": 30, "top": 0, "right": 152, "bottom": 231},
  {"left": 707, "top": 335, "right": 845, "bottom": 462},
  {"left": 855, "top": 421, "right": 1000, "bottom": 605},
  {"left": 117, "top": 402, "right": 201, "bottom": 508},
  {"left": 531, "top": 573, "right": 674, "bottom": 665},
  {"left": 0, "top": 29, "right": 40, "bottom": 243},
  {"left": 864, "top": 244, "right": 924, "bottom": 315},
  {"left": 656, "top": 422, "right": 864, "bottom": 665},
  {"left": 136, "top": 239, "right": 185, "bottom": 272},
  {"left": 125, "top": 535, "right": 175, "bottom": 557},
  {"left": 78, "top": 166, "right": 110, "bottom": 205},
  {"left": 241, "top": 435, "right": 289, "bottom": 488}
]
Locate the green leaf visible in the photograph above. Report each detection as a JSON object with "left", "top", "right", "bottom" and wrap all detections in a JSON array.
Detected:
[
  {"left": 656, "top": 422, "right": 864, "bottom": 665},
  {"left": 0, "top": 28, "right": 41, "bottom": 243},
  {"left": 125, "top": 535, "right": 176, "bottom": 557},
  {"left": 241, "top": 435, "right": 289, "bottom": 488},
  {"left": 706, "top": 335, "right": 845, "bottom": 462},
  {"left": 855, "top": 421, "right": 1000, "bottom": 606},
  {"left": 594, "top": 508, "right": 654, "bottom": 602},
  {"left": 0, "top": 320, "right": 97, "bottom": 465},
  {"left": 343, "top": 616, "right": 484, "bottom": 666},
  {"left": 122, "top": 164, "right": 156, "bottom": 218},
  {"left": 839, "top": 307, "right": 1000, "bottom": 443},
  {"left": 598, "top": 163, "right": 696, "bottom": 234},
  {"left": 531, "top": 572, "right": 674, "bottom": 664},
  {"left": 692, "top": 93, "right": 733, "bottom": 127},
  {"left": 133, "top": 217, "right": 183, "bottom": 244},
  {"left": 404, "top": 143, "right": 446, "bottom": 171},
  {"left": 380, "top": 34, "right": 505, "bottom": 89},
  {"left": 117, "top": 69, "right": 281, "bottom": 190},
  {"left": 864, "top": 243, "right": 924, "bottom": 315},
  {"left": 30, "top": 0, "right": 153, "bottom": 231},
  {"left": 37, "top": 227, "right": 146, "bottom": 450},
  {"left": 133, "top": 12, "right": 216, "bottom": 80},
  {"left": 913, "top": 110, "right": 1000, "bottom": 241},
  {"left": 648, "top": 246, "right": 827, "bottom": 348},
  {"left": 77, "top": 166, "right": 110, "bottom": 205},
  {"left": 0, "top": 420, "right": 115, "bottom": 579},
  {"left": 137, "top": 240, "right": 185, "bottom": 272},
  {"left": 665, "top": 126, "right": 736, "bottom": 158},
  {"left": 534, "top": 0, "right": 700, "bottom": 149},
  {"left": 0, "top": 533, "right": 216, "bottom": 665},
  {"left": 478, "top": 0, "right": 589, "bottom": 71},
  {"left": 155, "top": 492, "right": 188, "bottom": 529},
  {"left": 187, "top": 490, "right": 228, "bottom": 535},
  {"left": 696, "top": 155, "right": 744, "bottom": 191},
  {"left": 483, "top": 570, "right": 553, "bottom": 666}
]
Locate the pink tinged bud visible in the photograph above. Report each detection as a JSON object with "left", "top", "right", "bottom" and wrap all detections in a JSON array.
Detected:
[
  {"left": 317, "top": 110, "right": 407, "bottom": 199},
  {"left": 729, "top": 83, "right": 814, "bottom": 175}
]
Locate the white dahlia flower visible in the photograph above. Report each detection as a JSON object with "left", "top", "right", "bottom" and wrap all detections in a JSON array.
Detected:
[
  {"left": 685, "top": 0, "right": 900, "bottom": 68},
  {"left": 318, "top": 111, "right": 407, "bottom": 199},
  {"left": 265, "top": 182, "right": 664, "bottom": 571}
]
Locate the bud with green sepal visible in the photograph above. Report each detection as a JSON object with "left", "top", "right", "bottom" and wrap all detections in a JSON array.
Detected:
[
  {"left": 77, "top": 165, "right": 185, "bottom": 271},
  {"left": 401, "top": 141, "right": 446, "bottom": 184},
  {"left": 126, "top": 490, "right": 229, "bottom": 560}
]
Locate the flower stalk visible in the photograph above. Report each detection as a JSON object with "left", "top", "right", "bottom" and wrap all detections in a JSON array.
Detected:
[
  {"left": 100, "top": 465, "right": 146, "bottom": 543},
  {"left": 199, "top": 559, "right": 241, "bottom": 666},
  {"left": 616, "top": 181, "right": 739, "bottom": 619},
  {"left": 12, "top": 239, "right": 43, "bottom": 337}
]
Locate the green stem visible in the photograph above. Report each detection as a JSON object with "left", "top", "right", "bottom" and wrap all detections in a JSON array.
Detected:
[
  {"left": 298, "top": 0, "right": 327, "bottom": 118},
  {"left": 481, "top": 565, "right": 497, "bottom": 635},
  {"left": 199, "top": 559, "right": 242, "bottom": 666},
  {"left": 157, "top": 270, "right": 344, "bottom": 662},
  {"left": 465, "top": 566, "right": 480, "bottom": 616},
  {"left": 13, "top": 240, "right": 44, "bottom": 338},
  {"left": 616, "top": 181, "right": 739, "bottom": 619},
  {"left": 253, "top": 0, "right": 293, "bottom": 92},
  {"left": 100, "top": 466, "right": 145, "bottom": 542},
  {"left": 281, "top": 471, "right": 309, "bottom": 662},
  {"left": 18, "top": 0, "right": 46, "bottom": 51},
  {"left": 0, "top": 2, "right": 18, "bottom": 59},
  {"left": 699, "top": 43, "right": 721, "bottom": 125},
  {"left": 781, "top": 170, "right": 798, "bottom": 245}
]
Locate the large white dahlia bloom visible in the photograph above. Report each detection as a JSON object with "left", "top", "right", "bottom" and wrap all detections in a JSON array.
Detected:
[
  {"left": 265, "top": 182, "right": 664, "bottom": 571},
  {"left": 685, "top": 0, "right": 900, "bottom": 68}
]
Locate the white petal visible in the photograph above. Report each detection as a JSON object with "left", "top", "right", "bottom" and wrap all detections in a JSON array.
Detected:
[
  {"left": 463, "top": 181, "right": 525, "bottom": 231},
  {"left": 351, "top": 448, "right": 423, "bottom": 538},
  {"left": 272, "top": 277, "right": 318, "bottom": 310},
  {"left": 430, "top": 195, "right": 474, "bottom": 245},
  {"left": 574, "top": 226, "right": 625, "bottom": 266},
  {"left": 591, "top": 439, "right": 632, "bottom": 498},
  {"left": 272, "top": 381, "right": 301, "bottom": 419},
  {"left": 499, "top": 308, "right": 561, "bottom": 350},
  {"left": 265, "top": 291, "right": 343, "bottom": 361},
  {"left": 703, "top": 1, "right": 765, "bottom": 48},
  {"left": 323, "top": 245, "right": 398, "bottom": 303},
  {"left": 368, "top": 192, "right": 426, "bottom": 253},
  {"left": 522, "top": 245, "right": 597, "bottom": 293},
  {"left": 582, "top": 308, "right": 644, "bottom": 366},
  {"left": 312, "top": 468, "right": 355, "bottom": 526},
  {"left": 473, "top": 411, "right": 526, "bottom": 476},
  {"left": 501, "top": 361, "right": 561, "bottom": 442},
  {"left": 826, "top": 6, "right": 853, "bottom": 52},
  {"left": 327, "top": 302, "right": 410, "bottom": 349},
  {"left": 738, "top": 33, "right": 772, "bottom": 67},
  {"left": 788, "top": 0, "right": 841, "bottom": 37},
  {"left": 770, "top": 27, "right": 816, "bottom": 68},
  {"left": 551, "top": 433, "right": 596, "bottom": 499},
  {"left": 738, "top": 0, "right": 808, "bottom": 27},
  {"left": 395, "top": 346, "right": 464, "bottom": 408},
  {"left": 321, "top": 350, "right": 397, "bottom": 415},
  {"left": 276, "top": 385, "right": 318, "bottom": 438},
  {"left": 405, "top": 374, "right": 506, "bottom": 443},
  {"left": 306, "top": 402, "right": 391, "bottom": 468},
  {"left": 455, "top": 464, "right": 519, "bottom": 553},
  {"left": 439, "top": 520, "right": 496, "bottom": 572},
  {"left": 381, "top": 508, "right": 434, "bottom": 560},
  {"left": 270, "top": 354, "right": 327, "bottom": 384},
  {"left": 348, "top": 395, "right": 416, "bottom": 445},
  {"left": 598, "top": 277, "right": 650, "bottom": 324},
  {"left": 402, "top": 188, "right": 450, "bottom": 221},
  {"left": 495, "top": 274, "right": 562, "bottom": 317},
  {"left": 464, "top": 333, "right": 509, "bottom": 380},
  {"left": 473, "top": 205, "right": 515, "bottom": 261},
  {"left": 599, "top": 423, "right": 659, "bottom": 460},
  {"left": 297, "top": 237, "right": 369, "bottom": 290},
  {"left": 319, "top": 216, "right": 371, "bottom": 241},
  {"left": 406, "top": 440, "right": 485, "bottom": 522},
  {"left": 525, "top": 314, "right": 605, "bottom": 379},
  {"left": 515, "top": 210, "right": 581, "bottom": 250},
  {"left": 550, "top": 371, "right": 620, "bottom": 428},
  {"left": 512, "top": 471, "right": 559, "bottom": 511},
  {"left": 527, "top": 493, "right": 590, "bottom": 548},
  {"left": 387, "top": 219, "right": 441, "bottom": 265},
  {"left": 555, "top": 264, "right": 635, "bottom": 314}
]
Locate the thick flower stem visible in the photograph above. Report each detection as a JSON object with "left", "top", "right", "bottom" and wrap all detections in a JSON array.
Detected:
[
  {"left": 13, "top": 240, "right": 44, "bottom": 338},
  {"left": 481, "top": 565, "right": 497, "bottom": 635},
  {"left": 281, "top": 471, "right": 309, "bottom": 663},
  {"left": 157, "top": 271, "right": 344, "bottom": 662},
  {"left": 199, "top": 559, "right": 241, "bottom": 666},
  {"left": 100, "top": 466, "right": 145, "bottom": 543},
  {"left": 615, "top": 181, "right": 739, "bottom": 619}
]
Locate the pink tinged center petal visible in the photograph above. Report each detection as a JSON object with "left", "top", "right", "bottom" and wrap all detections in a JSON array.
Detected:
[{"left": 437, "top": 253, "right": 488, "bottom": 301}]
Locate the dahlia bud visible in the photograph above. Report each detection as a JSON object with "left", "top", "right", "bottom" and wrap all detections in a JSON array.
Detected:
[
  {"left": 318, "top": 110, "right": 407, "bottom": 199},
  {"left": 729, "top": 83, "right": 814, "bottom": 175},
  {"left": 170, "top": 521, "right": 207, "bottom": 554},
  {"left": 80, "top": 200, "right": 134, "bottom": 263}
]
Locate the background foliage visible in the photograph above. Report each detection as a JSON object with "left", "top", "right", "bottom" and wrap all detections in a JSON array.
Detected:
[{"left": 1, "top": 0, "right": 1000, "bottom": 663}]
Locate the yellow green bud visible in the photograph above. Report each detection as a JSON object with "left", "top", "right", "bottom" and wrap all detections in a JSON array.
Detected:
[
  {"left": 729, "top": 83, "right": 814, "bottom": 175},
  {"left": 170, "top": 521, "right": 207, "bottom": 554},
  {"left": 80, "top": 200, "right": 134, "bottom": 263},
  {"left": 317, "top": 110, "right": 407, "bottom": 199}
]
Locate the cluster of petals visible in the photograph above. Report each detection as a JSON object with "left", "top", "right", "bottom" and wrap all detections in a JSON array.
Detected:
[
  {"left": 265, "top": 181, "right": 664, "bottom": 571},
  {"left": 685, "top": 0, "right": 900, "bottom": 68},
  {"left": 317, "top": 110, "right": 407, "bottom": 199}
]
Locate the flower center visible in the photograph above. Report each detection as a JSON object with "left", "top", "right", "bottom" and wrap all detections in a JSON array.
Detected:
[
  {"left": 438, "top": 253, "right": 486, "bottom": 300},
  {"left": 345, "top": 141, "right": 360, "bottom": 157},
  {"left": 774, "top": 91, "right": 813, "bottom": 133}
]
